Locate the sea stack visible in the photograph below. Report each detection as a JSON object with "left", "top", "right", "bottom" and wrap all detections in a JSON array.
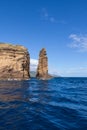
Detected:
[
  {"left": 36, "top": 48, "right": 52, "bottom": 80},
  {"left": 0, "top": 43, "right": 30, "bottom": 80}
]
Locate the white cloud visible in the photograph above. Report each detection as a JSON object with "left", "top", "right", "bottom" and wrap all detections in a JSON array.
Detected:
[
  {"left": 49, "top": 17, "right": 57, "bottom": 23},
  {"left": 69, "top": 34, "right": 81, "bottom": 42},
  {"left": 69, "top": 34, "right": 87, "bottom": 52},
  {"left": 49, "top": 70, "right": 60, "bottom": 76},
  {"left": 66, "top": 67, "right": 87, "bottom": 74},
  {"left": 30, "top": 59, "right": 38, "bottom": 71},
  {"left": 41, "top": 8, "right": 65, "bottom": 24},
  {"left": 30, "top": 59, "right": 38, "bottom": 66},
  {"left": 41, "top": 8, "right": 48, "bottom": 20},
  {"left": 63, "top": 66, "right": 87, "bottom": 77}
]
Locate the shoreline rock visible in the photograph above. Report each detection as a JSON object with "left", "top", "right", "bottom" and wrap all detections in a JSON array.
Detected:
[
  {"left": 0, "top": 43, "right": 30, "bottom": 80},
  {"left": 0, "top": 43, "right": 53, "bottom": 80}
]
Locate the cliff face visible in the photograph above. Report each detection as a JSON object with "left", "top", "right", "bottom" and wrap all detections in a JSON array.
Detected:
[
  {"left": 0, "top": 43, "right": 30, "bottom": 80},
  {"left": 36, "top": 48, "right": 52, "bottom": 79}
]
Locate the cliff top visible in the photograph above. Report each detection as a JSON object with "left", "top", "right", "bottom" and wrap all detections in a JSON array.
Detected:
[
  {"left": 40, "top": 48, "right": 46, "bottom": 53},
  {"left": 0, "top": 43, "right": 27, "bottom": 51},
  {"left": 39, "top": 48, "right": 47, "bottom": 56}
]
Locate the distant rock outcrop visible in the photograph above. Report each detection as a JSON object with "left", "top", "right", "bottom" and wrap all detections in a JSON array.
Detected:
[
  {"left": 0, "top": 43, "right": 30, "bottom": 80},
  {"left": 36, "top": 48, "right": 52, "bottom": 80}
]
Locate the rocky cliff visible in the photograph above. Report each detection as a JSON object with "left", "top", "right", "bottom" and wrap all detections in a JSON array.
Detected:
[
  {"left": 36, "top": 48, "right": 52, "bottom": 79},
  {"left": 0, "top": 43, "right": 30, "bottom": 80}
]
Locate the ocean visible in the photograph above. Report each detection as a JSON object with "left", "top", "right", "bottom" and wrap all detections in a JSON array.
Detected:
[{"left": 0, "top": 78, "right": 87, "bottom": 130}]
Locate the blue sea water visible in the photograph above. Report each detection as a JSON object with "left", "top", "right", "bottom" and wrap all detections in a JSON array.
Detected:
[{"left": 0, "top": 78, "right": 87, "bottom": 130}]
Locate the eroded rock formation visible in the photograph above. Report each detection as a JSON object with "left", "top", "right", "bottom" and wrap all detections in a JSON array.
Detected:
[
  {"left": 0, "top": 43, "right": 30, "bottom": 80},
  {"left": 36, "top": 48, "right": 52, "bottom": 79}
]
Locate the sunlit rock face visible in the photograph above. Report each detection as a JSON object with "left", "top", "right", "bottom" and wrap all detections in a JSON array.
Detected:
[
  {"left": 0, "top": 43, "right": 30, "bottom": 80},
  {"left": 36, "top": 48, "right": 52, "bottom": 80}
]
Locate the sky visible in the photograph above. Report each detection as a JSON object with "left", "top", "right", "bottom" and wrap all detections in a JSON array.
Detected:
[{"left": 0, "top": 0, "right": 87, "bottom": 77}]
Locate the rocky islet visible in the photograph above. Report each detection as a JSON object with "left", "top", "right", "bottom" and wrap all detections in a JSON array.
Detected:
[{"left": 36, "top": 48, "right": 52, "bottom": 79}]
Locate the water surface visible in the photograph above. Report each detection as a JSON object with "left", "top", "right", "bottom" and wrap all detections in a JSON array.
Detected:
[{"left": 0, "top": 78, "right": 87, "bottom": 130}]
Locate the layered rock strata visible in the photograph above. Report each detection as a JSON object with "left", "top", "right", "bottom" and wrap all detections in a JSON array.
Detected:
[
  {"left": 36, "top": 48, "right": 52, "bottom": 79},
  {"left": 0, "top": 43, "right": 30, "bottom": 80}
]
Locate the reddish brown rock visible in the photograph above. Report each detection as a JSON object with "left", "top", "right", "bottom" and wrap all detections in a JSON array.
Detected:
[
  {"left": 0, "top": 43, "right": 30, "bottom": 80},
  {"left": 36, "top": 48, "right": 52, "bottom": 80}
]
